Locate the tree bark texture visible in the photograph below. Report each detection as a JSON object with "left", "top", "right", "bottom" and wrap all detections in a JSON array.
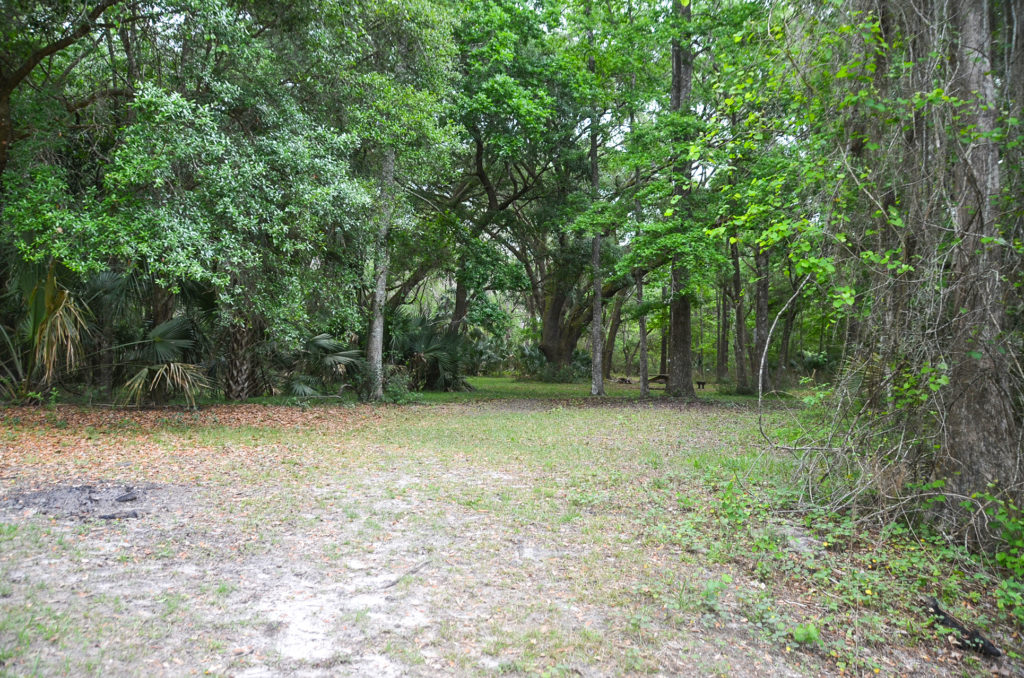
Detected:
[
  {"left": 754, "top": 247, "right": 772, "bottom": 394},
  {"left": 449, "top": 270, "right": 468, "bottom": 333},
  {"left": 730, "top": 238, "right": 751, "bottom": 393},
  {"left": 667, "top": 261, "right": 695, "bottom": 398},
  {"left": 940, "top": 0, "right": 1021, "bottom": 511},
  {"left": 224, "top": 323, "right": 254, "bottom": 401},
  {"left": 367, "top": 148, "right": 395, "bottom": 402},
  {"left": 637, "top": 275, "right": 650, "bottom": 396},
  {"left": 602, "top": 290, "right": 625, "bottom": 380}
]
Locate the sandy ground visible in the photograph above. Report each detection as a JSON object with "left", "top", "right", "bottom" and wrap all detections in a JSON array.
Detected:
[{"left": 0, "top": 402, "right": 1019, "bottom": 677}]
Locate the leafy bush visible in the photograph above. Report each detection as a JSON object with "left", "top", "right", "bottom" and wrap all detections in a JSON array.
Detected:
[
  {"left": 463, "top": 327, "right": 510, "bottom": 376},
  {"left": 382, "top": 367, "right": 420, "bottom": 404},
  {"left": 277, "top": 333, "right": 362, "bottom": 397},
  {"left": 982, "top": 494, "right": 1024, "bottom": 626},
  {"left": 799, "top": 350, "right": 830, "bottom": 372},
  {"left": 512, "top": 344, "right": 590, "bottom": 382},
  {"left": 387, "top": 312, "right": 472, "bottom": 392},
  {"left": 117, "top": 317, "right": 208, "bottom": 407}
]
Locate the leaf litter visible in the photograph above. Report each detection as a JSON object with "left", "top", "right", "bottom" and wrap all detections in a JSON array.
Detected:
[{"left": 0, "top": 402, "right": 1018, "bottom": 677}]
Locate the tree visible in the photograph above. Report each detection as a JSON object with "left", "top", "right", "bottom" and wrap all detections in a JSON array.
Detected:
[
  {"left": 340, "top": 0, "right": 458, "bottom": 401},
  {"left": 0, "top": 0, "right": 123, "bottom": 195},
  {"left": 784, "top": 0, "right": 1023, "bottom": 537}
]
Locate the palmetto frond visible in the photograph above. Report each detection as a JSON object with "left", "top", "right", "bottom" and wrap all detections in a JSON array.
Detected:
[
  {"left": 147, "top": 317, "right": 194, "bottom": 363},
  {"left": 119, "top": 362, "right": 209, "bottom": 408}
]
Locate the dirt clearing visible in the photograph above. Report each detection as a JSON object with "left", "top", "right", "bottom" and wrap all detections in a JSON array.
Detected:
[{"left": 0, "top": 401, "right": 1018, "bottom": 677}]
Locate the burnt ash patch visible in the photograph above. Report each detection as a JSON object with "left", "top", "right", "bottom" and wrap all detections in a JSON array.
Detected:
[{"left": 2, "top": 483, "right": 162, "bottom": 520}]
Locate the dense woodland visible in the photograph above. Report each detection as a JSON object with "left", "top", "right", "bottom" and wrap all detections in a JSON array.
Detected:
[{"left": 1, "top": 1, "right": 1021, "bottom": 545}]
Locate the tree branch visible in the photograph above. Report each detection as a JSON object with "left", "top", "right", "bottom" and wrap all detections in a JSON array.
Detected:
[{"left": 3, "top": 0, "right": 123, "bottom": 91}]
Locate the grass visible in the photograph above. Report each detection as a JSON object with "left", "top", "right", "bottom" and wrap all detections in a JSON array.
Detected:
[{"left": 0, "top": 377, "right": 1019, "bottom": 676}]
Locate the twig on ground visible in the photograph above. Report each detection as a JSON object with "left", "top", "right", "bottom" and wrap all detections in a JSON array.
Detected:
[{"left": 379, "top": 559, "right": 431, "bottom": 589}]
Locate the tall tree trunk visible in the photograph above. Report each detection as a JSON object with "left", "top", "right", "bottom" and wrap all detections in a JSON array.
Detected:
[
  {"left": 449, "top": 269, "right": 468, "bottom": 333},
  {"left": 224, "top": 322, "right": 253, "bottom": 401},
  {"left": 665, "top": 0, "right": 695, "bottom": 399},
  {"left": 637, "top": 274, "right": 650, "bottom": 396},
  {"left": 602, "top": 290, "right": 625, "bottom": 380},
  {"left": 716, "top": 283, "right": 731, "bottom": 382},
  {"left": 667, "top": 261, "right": 695, "bottom": 398},
  {"left": 941, "top": 0, "right": 1021, "bottom": 515},
  {"left": 588, "top": 12, "right": 605, "bottom": 397},
  {"left": 540, "top": 286, "right": 572, "bottom": 365},
  {"left": 660, "top": 284, "right": 668, "bottom": 375},
  {"left": 590, "top": 233, "right": 605, "bottom": 395},
  {"left": 730, "top": 238, "right": 751, "bottom": 393},
  {"left": 753, "top": 247, "right": 772, "bottom": 394},
  {"left": 367, "top": 148, "right": 396, "bottom": 402}
]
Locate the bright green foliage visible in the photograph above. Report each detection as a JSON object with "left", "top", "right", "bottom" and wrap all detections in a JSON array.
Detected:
[{"left": 277, "top": 334, "right": 364, "bottom": 397}]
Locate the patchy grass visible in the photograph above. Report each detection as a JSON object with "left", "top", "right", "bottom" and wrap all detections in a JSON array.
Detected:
[{"left": 0, "top": 380, "right": 1019, "bottom": 676}]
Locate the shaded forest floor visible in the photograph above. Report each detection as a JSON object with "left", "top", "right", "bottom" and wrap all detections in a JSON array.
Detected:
[{"left": 0, "top": 381, "right": 1021, "bottom": 677}]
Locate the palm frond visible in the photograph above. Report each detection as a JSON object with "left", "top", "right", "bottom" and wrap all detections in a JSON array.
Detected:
[
  {"left": 148, "top": 317, "right": 194, "bottom": 363},
  {"left": 0, "top": 325, "right": 25, "bottom": 384},
  {"left": 35, "top": 286, "right": 90, "bottom": 384},
  {"left": 306, "top": 333, "right": 347, "bottom": 354},
  {"left": 118, "top": 362, "right": 208, "bottom": 408},
  {"left": 322, "top": 349, "right": 363, "bottom": 370},
  {"left": 285, "top": 374, "right": 321, "bottom": 397},
  {"left": 152, "top": 362, "right": 208, "bottom": 409},
  {"left": 119, "top": 366, "right": 151, "bottom": 408}
]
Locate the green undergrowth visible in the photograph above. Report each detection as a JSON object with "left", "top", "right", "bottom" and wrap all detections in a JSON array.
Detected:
[{"left": 638, "top": 457, "right": 1023, "bottom": 674}]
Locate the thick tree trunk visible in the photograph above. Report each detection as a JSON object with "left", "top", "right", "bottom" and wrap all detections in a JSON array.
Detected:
[
  {"left": 367, "top": 148, "right": 395, "bottom": 402},
  {"left": 540, "top": 326, "right": 586, "bottom": 367},
  {"left": 667, "top": 262, "right": 695, "bottom": 398},
  {"left": 539, "top": 282, "right": 589, "bottom": 368},
  {"left": 449, "top": 271, "right": 468, "bottom": 333},
  {"left": 941, "top": 0, "right": 1021, "bottom": 515},
  {"left": 753, "top": 247, "right": 772, "bottom": 394},
  {"left": 540, "top": 286, "right": 570, "bottom": 365},
  {"left": 602, "top": 290, "right": 625, "bottom": 380},
  {"left": 224, "top": 323, "right": 253, "bottom": 401}
]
